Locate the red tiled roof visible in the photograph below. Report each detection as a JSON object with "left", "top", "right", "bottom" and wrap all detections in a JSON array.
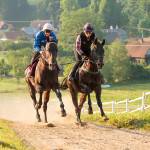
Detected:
[
  {"left": 7, "top": 24, "right": 15, "bottom": 30},
  {"left": 29, "top": 20, "right": 51, "bottom": 28},
  {"left": 0, "top": 21, "right": 4, "bottom": 28},
  {"left": 126, "top": 39, "right": 150, "bottom": 58},
  {"left": 2, "top": 31, "right": 25, "bottom": 41}
]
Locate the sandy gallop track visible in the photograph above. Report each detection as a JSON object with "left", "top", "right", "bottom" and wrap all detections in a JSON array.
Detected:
[
  {"left": 0, "top": 96, "right": 150, "bottom": 150},
  {"left": 11, "top": 121, "right": 150, "bottom": 150}
]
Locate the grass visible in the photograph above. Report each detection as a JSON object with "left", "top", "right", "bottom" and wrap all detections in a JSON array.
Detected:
[
  {"left": 82, "top": 109, "right": 150, "bottom": 131},
  {"left": 0, "top": 119, "right": 32, "bottom": 150}
]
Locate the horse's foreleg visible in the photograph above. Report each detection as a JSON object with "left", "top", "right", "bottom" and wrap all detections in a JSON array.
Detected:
[
  {"left": 43, "top": 91, "right": 50, "bottom": 123},
  {"left": 94, "top": 86, "right": 109, "bottom": 121},
  {"left": 53, "top": 85, "right": 67, "bottom": 117},
  {"left": 79, "top": 93, "right": 87, "bottom": 114},
  {"left": 70, "top": 88, "right": 82, "bottom": 125},
  {"left": 81, "top": 84, "right": 93, "bottom": 114},
  {"left": 35, "top": 83, "right": 43, "bottom": 109}
]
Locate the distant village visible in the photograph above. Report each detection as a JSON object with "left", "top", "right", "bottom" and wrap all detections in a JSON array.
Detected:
[{"left": 0, "top": 20, "right": 150, "bottom": 65}]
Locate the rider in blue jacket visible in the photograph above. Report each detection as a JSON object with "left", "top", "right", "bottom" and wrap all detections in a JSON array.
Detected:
[
  {"left": 33, "top": 25, "right": 57, "bottom": 52},
  {"left": 27, "top": 23, "right": 58, "bottom": 77}
]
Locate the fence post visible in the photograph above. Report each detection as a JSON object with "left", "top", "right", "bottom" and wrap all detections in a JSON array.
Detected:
[
  {"left": 126, "top": 99, "right": 129, "bottom": 112},
  {"left": 142, "top": 92, "right": 145, "bottom": 111},
  {"left": 82, "top": 104, "right": 84, "bottom": 115},
  {"left": 112, "top": 101, "right": 115, "bottom": 113}
]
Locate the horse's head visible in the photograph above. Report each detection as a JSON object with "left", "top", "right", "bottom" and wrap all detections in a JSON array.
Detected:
[
  {"left": 92, "top": 39, "right": 105, "bottom": 69},
  {"left": 43, "top": 41, "right": 58, "bottom": 70}
]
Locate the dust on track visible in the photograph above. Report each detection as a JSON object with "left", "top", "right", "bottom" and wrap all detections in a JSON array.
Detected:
[{"left": 1, "top": 95, "right": 150, "bottom": 150}]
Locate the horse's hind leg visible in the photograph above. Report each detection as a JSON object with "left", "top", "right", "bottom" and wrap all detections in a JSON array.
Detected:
[
  {"left": 53, "top": 85, "right": 67, "bottom": 117},
  {"left": 94, "top": 86, "right": 109, "bottom": 121},
  {"left": 43, "top": 91, "right": 50, "bottom": 123}
]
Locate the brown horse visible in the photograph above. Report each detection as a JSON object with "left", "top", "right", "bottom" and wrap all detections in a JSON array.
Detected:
[
  {"left": 25, "top": 40, "right": 67, "bottom": 123},
  {"left": 66, "top": 40, "right": 109, "bottom": 126}
]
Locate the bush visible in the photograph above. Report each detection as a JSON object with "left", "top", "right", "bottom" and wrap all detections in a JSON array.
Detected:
[{"left": 129, "top": 63, "right": 150, "bottom": 80}]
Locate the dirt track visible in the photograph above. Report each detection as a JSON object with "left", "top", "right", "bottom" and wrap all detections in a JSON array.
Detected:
[
  {"left": 0, "top": 96, "right": 150, "bottom": 150},
  {"left": 11, "top": 120, "right": 150, "bottom": 150}
]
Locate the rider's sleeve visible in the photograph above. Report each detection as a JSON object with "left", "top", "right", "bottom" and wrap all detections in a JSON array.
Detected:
[
  {"left": 76, "top": 35, "right": 84, "bottom": 55},
  {"left": 33, "top": 32, "right": 41, "bottom": 52},
  {"left": 50, "top": 32, "right": 57, "bottom": 41}
]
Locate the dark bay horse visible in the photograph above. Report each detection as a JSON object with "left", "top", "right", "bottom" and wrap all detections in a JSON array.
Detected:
[
  {"left": 25, "top": 40, "right": 66, "bottom": 123},
  {"left": 66, "top": 40, "right": 109, "bottom": 126}
]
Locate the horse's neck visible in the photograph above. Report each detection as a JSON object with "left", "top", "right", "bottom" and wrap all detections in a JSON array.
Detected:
[
  {"left": 40, "top": 52, "right": 49, "bottom": 67},
  {"left": 83, "top": 56, "right": 98, "bottom": 72}
]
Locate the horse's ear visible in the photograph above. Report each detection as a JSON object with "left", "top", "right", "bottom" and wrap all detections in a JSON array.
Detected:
[
  {"left": 46, "top": 36, "right": 50, "bottom": 42},
  {"left": 101, "top": 39, "right": 105, "bottom": 46}
]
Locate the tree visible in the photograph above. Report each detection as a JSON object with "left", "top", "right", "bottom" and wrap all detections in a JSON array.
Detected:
[
  {"left": 36, "top": 0, "right": 61, "bottom": 26},
  {"left": 98, "top": 0, "right": 124, "bottom": 28},
  {"left": 0, "top": 59, "right": 11, "bottom": 79},
  {"left": 102, "top": 39, "right": 131, "bottom": 82},
  {"left": 7, "top": 48, "right": 33, "bottom": 82},
  {"left": 118, "top": 0, "right": 150, "bottom": 35}
]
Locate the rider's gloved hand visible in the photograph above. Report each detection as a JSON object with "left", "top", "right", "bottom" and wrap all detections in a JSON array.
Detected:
[
  {"left": 81, "top": 52, "right": 86, "bottom": 57},
  {"left": 39, "top": 50, "right": 43, "bottom": 54}
]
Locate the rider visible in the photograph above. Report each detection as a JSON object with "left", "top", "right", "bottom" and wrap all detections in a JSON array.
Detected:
[
  {"left": 27, "top": 23, "right": 59, "bottom": 77},
  {"left": 69, "top": 23, "right": 104, "bottom": 83}
]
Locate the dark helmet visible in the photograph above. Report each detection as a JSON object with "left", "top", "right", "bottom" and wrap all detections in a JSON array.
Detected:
[{"left": 83, "top": 23, "right": 94, "bottom": 32}]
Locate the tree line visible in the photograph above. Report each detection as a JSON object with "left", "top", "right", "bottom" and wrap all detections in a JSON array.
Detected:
[{"left": 0, "top": 0, "right": 150, "bottom": 82}]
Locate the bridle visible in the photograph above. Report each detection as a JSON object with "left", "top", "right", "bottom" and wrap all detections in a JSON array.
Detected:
[
  {"left": 41, "top": 42, "right": 57, "bottom": 68},
  {"left": 81, "top": 44, "right": 104, "bottom": 72}
]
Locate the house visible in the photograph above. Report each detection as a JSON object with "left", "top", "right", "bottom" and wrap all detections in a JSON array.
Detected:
[
  {"left": 0, "top": 21, "right": 14, "bottom": 32},
  {"left": 0, "top": 21, "right": 8, "bottom": 30},
  {"left": 30, "top": 20, "right": 52, "bottom": 29},
  {"left": 102, "top": 25, "right": 129, "bottom": 43},
  {"left": 2, "top": 31, "right": 26, "bottom": 43},
  {"left": 29, "top": 20, "right": 58, "bottom": 34},
  {"left": 126, "top": 38, "right": 150, "bottom": 65},
  {"left": 21, "top": 27, "right": 40, "bottom": 40}
]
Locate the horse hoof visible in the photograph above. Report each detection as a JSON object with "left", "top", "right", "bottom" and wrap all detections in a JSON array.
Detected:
[
  {"left": 88, "top": 109, "right": 93, "bottom": 115},
  {"left": 35, "top": 104, "right": 41, "bottom": 109},
  {"left": 44, "top": 123, "right": 55, "bottom": 127},
  {"left": 61, "top": 110, "right": 67, "bottom": 117},
  {"left": 38, "top": 119, "right": 41, "bottom": 122},
  {"left": 75, "top": 122, "right": 84, "bottom": 127},
  {"left": 102, "top": 115, "right": 109, "bottom": 121}
]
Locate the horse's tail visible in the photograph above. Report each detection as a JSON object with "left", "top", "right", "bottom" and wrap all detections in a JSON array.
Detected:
[{"left": 60, "top": 77, "right": 68, "bottom": 90}]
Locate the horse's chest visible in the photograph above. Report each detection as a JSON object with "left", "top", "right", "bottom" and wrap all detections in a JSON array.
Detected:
[
  {"left": 39, "top": 71, "right": 57, "bottom": 88},
  {"left": 80, "top": 72, "right": 101, "bottom": 88}
]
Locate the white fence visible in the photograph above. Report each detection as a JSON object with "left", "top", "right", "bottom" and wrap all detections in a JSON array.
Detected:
[{"left": 82, "top": 92, "right": 150, "bottom": 114}]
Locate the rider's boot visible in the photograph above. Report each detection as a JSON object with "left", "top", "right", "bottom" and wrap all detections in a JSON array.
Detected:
[
  {"left": 69, "top": 62, "right": 80, "bottom": 81},
  {"left": 27, "top": 52, "right": 41, "bottom": 78}
]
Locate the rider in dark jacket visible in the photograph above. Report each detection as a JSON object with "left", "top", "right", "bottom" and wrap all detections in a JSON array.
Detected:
[{"left": 69, "top": 23, "right": 98, "bottom": 81}]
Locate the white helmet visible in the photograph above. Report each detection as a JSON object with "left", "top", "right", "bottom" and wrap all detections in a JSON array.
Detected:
[{"left": 43, "top": 23, "right": 53, "bottom": 31}]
